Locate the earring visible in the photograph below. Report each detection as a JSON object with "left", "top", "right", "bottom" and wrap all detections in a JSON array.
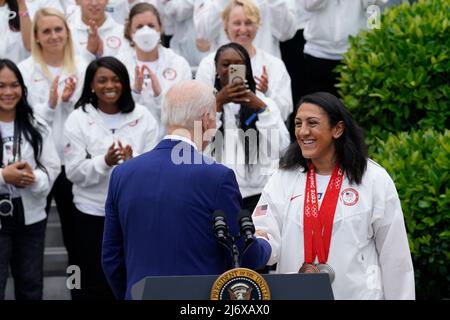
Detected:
[{"left": 91, "top": 89, "right": 95, "bottom": 93}]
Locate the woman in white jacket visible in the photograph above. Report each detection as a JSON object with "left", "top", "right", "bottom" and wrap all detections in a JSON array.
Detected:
[
  {"left": 0, "top": 59, "right": 60, "bottom": 300},
  {"left": 195, "top": 0, "right": 293, "bottom": 123},
  {"left": 117, "top": 2, "right": 191, "bottom": 138},
  {"left": 0, "top": 0, "right": 30, "bottom": 64},
  {"left": 210, "top": 43, "right": 290, "bottom": 212},
  {"left": 252, "top": 92, "right": 415, "bottom": 299},
  {"left": 194, "top": 0, "right": 297, "bottom": 59},
  {"left": 64, "top": 56, "right": 159, "bottom": 300},
  {"left": 18, "top": 9, "right": 87, "bottom": 288}
]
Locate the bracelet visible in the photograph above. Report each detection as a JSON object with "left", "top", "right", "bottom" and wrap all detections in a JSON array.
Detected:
[{"left": 18, "top": 10, "right": 29, "bottom": 17}]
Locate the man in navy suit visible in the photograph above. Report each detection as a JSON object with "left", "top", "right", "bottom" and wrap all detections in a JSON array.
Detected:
[{"left": 102, "top": 80, "right": 271, "bottom": 300}]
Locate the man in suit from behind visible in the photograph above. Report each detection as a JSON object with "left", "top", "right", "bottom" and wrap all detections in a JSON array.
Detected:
[{"left": 102, "top": 80, "right": 272, "bottom": 300}]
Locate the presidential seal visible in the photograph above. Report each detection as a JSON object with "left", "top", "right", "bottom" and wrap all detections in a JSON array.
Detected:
[{"left": 210, "top": 268, "right": 270, "bottom": 300}]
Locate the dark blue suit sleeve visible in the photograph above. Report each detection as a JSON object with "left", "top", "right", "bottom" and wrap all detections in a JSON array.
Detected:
[
  {"left": 102, "top": 168, "right": 126, "bottom": 300},
  {"left": 214, "top": 169, "right": 242, "bottom": 238},
  {"left": 241, "top": 238, "right": 272, "bottom": 270}
]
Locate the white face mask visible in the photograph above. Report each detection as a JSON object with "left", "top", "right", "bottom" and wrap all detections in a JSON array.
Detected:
[{"left": 132, "top": 26, "right": 160, "bottom": 52}]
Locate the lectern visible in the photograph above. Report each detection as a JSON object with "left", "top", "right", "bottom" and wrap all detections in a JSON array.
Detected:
[{"left": 131, "top": 273, "right": 334, "bottom": 300}]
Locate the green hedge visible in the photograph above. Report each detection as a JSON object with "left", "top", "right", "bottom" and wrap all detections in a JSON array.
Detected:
[
  {"left": 372, "top": 129, "right": 450, "bottom": 299},
  {"left": 336, "top": 0, "right": 450, "bottom": 141}
]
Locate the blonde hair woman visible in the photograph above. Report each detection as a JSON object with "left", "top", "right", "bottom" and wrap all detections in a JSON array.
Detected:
[
  {"left": 196, "top": 0, "right": 293, "bottom": 122},
  {"left": 18, "top": 8, "right": 87, "bottom": 291}
]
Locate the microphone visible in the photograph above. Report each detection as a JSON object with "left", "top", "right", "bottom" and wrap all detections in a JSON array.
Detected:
[
  {"left": 212, "top": 210, "right": 229, "bottom": 245},
  {"left": 238, "top": 209, "right": 255, "bottom": 244}
]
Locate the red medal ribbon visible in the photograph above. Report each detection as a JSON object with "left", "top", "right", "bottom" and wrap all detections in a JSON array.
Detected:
[{"left": 303, "top": 163, "right": 344, "bottom": 264}]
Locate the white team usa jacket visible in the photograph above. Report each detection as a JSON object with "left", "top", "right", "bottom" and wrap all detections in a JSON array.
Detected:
[
  {"left": 117, "top": 46, "right": 192, "bottom": 137},
  {"left": 18, "top": 56, "right": 87, "bottom": 163},
  {"left": 252, "top": 160, "right": 415, "bottom": 299},
  {"left": 0, "top": 120, "right": 61, "bottom": 225},
  {"left": 212, "top": 96, "right": 290, "bottom": 198},
  {"left": 63, "top": 103, "right": 159, "bottom": 216}
]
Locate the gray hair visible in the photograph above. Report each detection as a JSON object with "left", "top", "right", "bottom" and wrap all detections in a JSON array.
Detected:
[{"left": 161, "top": 80, "right": 216, "bottom": 130}]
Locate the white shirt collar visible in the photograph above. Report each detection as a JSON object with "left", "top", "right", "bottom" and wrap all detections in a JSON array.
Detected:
[{"left": 164, "top": 134, "right": 198, "bottom": 151}]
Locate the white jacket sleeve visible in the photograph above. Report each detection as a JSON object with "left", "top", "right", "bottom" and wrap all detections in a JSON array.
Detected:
[
  {"left": 252, "top": 170, "right": 288, "bottom": 266},
  {"left": 194, "top": 53, "right": 215, "bottom": 85},
  {"left": 141, "top": 112, "right": 160, "bottom": 153},
  {"left": 162, "top": 0, "right": 195, "bottom": 23},
  {"left": 268, "top": 0, "right": 298, "bottom": 41},
  {"left": 372, "top": 172, "right": 416, "bottom": 300},
  {"left": 28, "top": 127, "right": 61, "bottom": 197},
  {"left": 300, "top": 0, "right": 328, "bottom": 11},
  {"left": 63, "top": 113, "right": 113, "bottom": 188},
  {"left": 264, "top": 59, "right": 293, "bottom": 122},
  {"left": 256, "top": 97, "right": 291, "bottom": 154},
  {"left": 194, "top": 0, "right": 227, "bottom": 42}
]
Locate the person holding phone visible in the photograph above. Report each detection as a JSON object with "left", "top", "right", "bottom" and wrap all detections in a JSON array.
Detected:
[
  {"left": 211, "top": 42, "right": 290, "bottom": 212},
  {"left": 195, "top": 0, "right": 293, "bottom": 122}
]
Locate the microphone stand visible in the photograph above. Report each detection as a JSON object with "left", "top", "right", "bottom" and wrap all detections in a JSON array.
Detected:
[{"left": 230, "top": 237, "right": 240, "bottom": 269}]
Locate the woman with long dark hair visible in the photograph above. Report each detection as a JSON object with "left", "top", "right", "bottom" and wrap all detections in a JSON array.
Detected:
[
  {"left": 252, "top": 92, "right": 415, "bottom": 299},
  {"left": 211, "top": 42, "right": 290, "bottom": 212},
  {"left": 64, "top": 56, "right": 159, "bottom": 300},
  {"left": 0, "top": 59, "right": 60, "bottom": 300}
]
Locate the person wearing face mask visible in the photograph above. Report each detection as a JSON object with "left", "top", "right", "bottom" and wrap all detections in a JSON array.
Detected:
[
  {"left": 117, "top": 2, "right": 191, "bottom": 139},
  {"left": 68, "top": 0, "right": 129, "bottom": 63},
  {"left": 102, "top": 80, "right": 272, "bottom": 300},
  {"left": 195, "top": 0, "right": 293, "bottom": 123}
]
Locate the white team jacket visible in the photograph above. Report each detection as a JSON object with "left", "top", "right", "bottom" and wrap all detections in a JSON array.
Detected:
[
  {"left": 194, "top": 0, "right": 297, "bottom": 58},
  {"left": 195, "top": 48, "right": 293, "bottom": 122},
  {"left": 0, "top": 120, "right": 61, "bottom": 225},
  {"left": 301, "top": 0, "right": 388, "bottom": 59},
  {"left": 159, "top": 0, "right": 209, "bottom": 67},
  {"left": 18, "top": 57, "right": 87, "bottom": 163},
  {"left": 63, "top": 103, "right": 159, "bottom": 216},
  {"left": 117, "top": 46, "right": 192, "bottom": 135},
  {"left": 210, "top": 96, "right": 290, "bottom": 198},
  {"left": 0, "top": 6, "right": 29, "bottom": 64},
  {"left": 252, "top": 160, "right": 415, "bottom": 299},
  {"left": 69, "top": 13, "right": 129, "bottom": 63}
]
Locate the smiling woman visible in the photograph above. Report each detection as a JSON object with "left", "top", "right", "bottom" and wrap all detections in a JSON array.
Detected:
[
  {"left": 0, "top": 59, "right": 60, "bottom": 300},
  {"left": 64, "top": 56, "right": 159, "bottom": 300},
  {"left": 17, "top": 9, "right": 87, "bottom": 290},
  {"left": 252, "top": 92, "right": 416, "bottom": 300}
]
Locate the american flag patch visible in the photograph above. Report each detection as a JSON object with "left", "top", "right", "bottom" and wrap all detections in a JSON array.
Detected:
[{"left": 253, "top": 204, "right": 268, "bottom": 217}]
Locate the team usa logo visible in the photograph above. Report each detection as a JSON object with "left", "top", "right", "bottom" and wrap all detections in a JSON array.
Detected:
[
  {"left": 210, "top": 268, "right": 270, "bottom": 300},
  {"left": 341, "top": 188, "right": 359, "bottom": 206},
  {"left": 106, "top": 36, "right": 121, "bottom": 49},
  {"left": 162, "top": 68, "right": 177, "bottom": 81}
]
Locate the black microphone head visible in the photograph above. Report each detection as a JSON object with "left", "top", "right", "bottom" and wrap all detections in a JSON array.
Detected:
[
  {"left": 237, "top": 209, "right": 251, "bottom": 221},
  {"left": 238, "top": 209, "right": 255, "bottom": 241},
  {"left": 213, "top": 209, "right": 226, "bottom": 219}
]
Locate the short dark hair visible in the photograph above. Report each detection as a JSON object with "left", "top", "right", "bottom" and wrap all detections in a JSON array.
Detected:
[
  {"left": 75, "top": 56, "right": 135, "bottom": 113},
  {"left": 280, "top": 92, "right": 368, "bottom": 185}
]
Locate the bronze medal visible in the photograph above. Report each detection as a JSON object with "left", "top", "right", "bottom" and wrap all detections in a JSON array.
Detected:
[
  {"left": 298, "top": 262, "right": 320, "bottom": 273},
  {"left": 317, "top": 263, "right": 335, "bottom": 283}
]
